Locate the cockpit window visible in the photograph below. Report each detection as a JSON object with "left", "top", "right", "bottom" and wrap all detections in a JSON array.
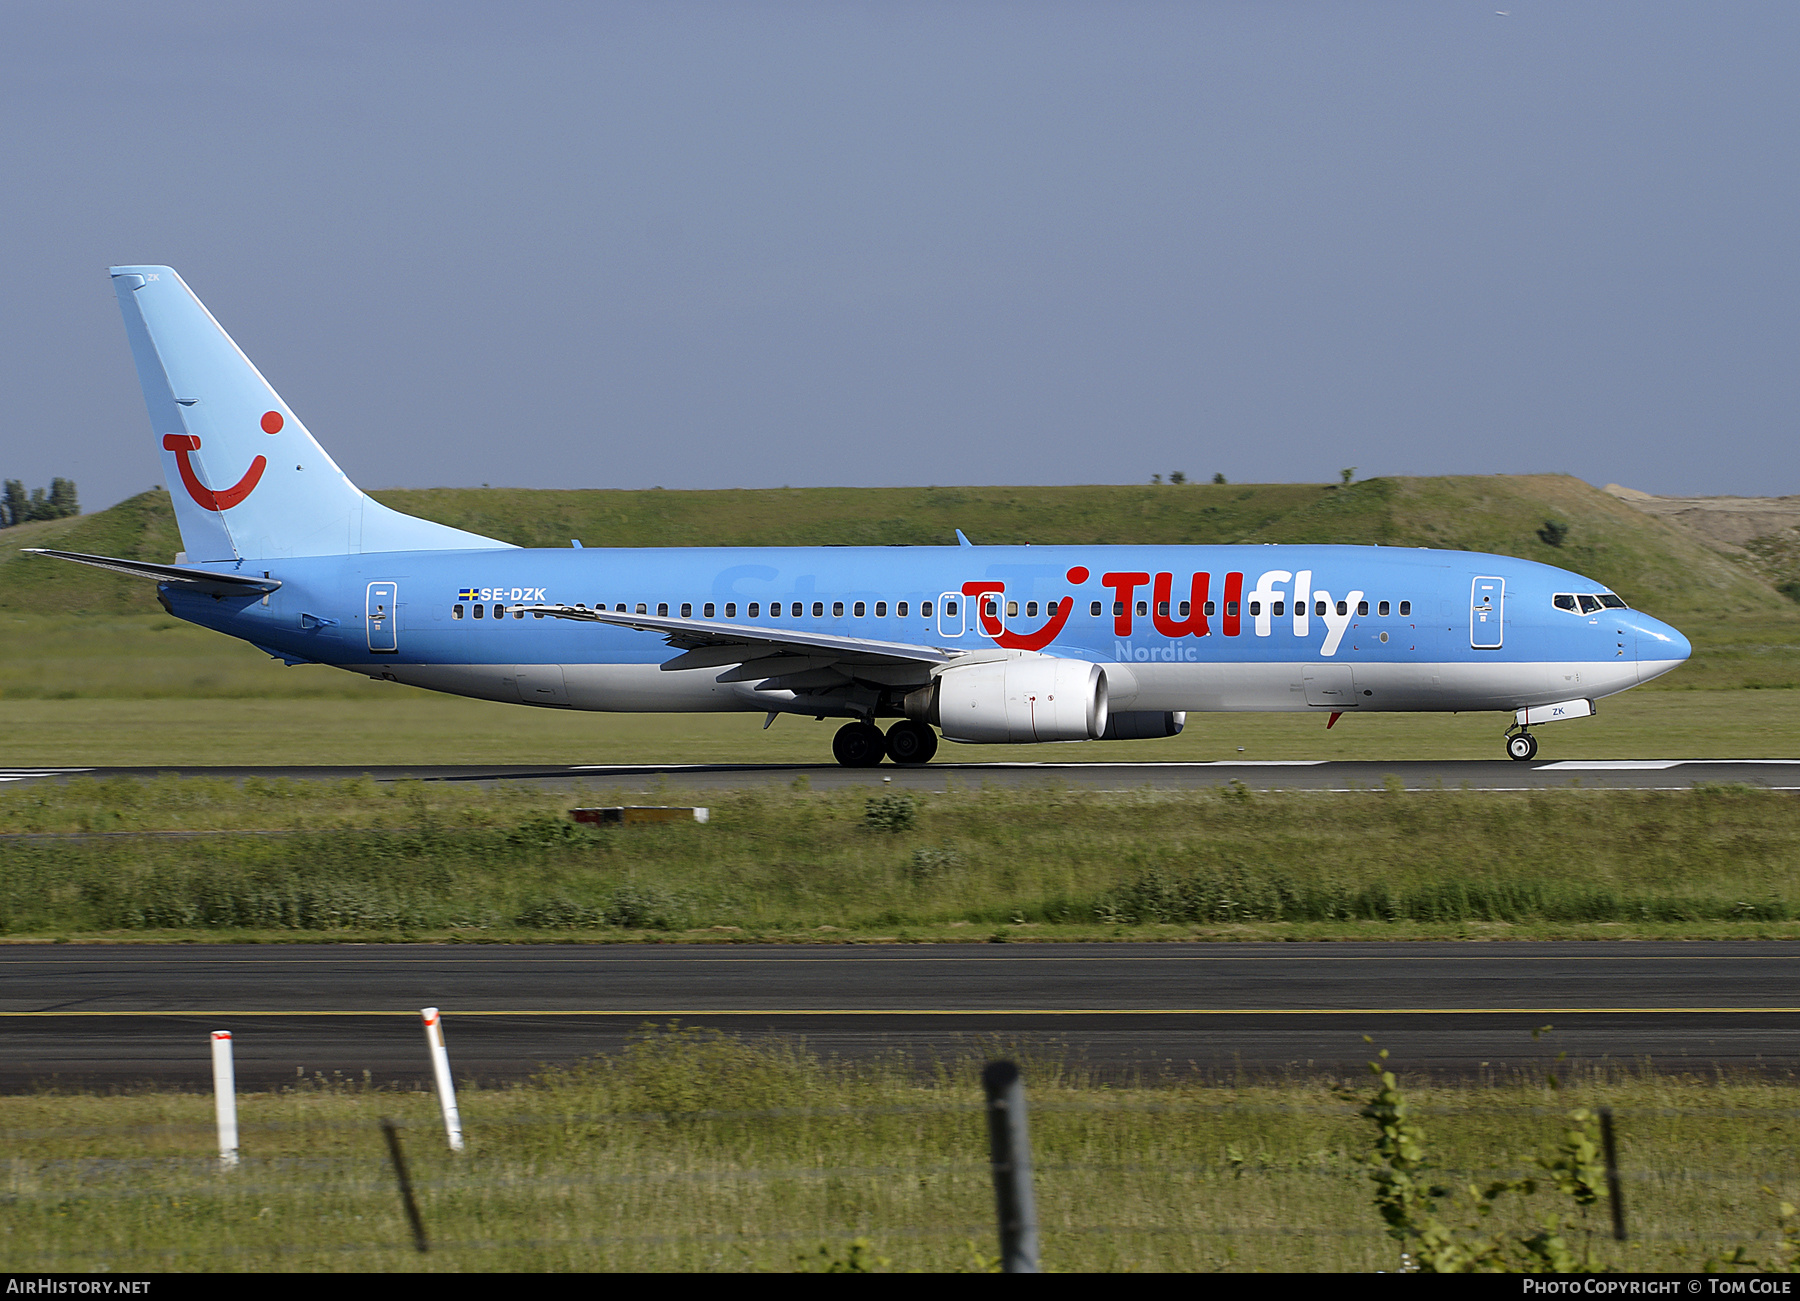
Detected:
[
  {"left": 1598, "top": 594, "right": 1627, "bottom": 609},
  {"left": 1553, "top": 594, "right": 1577, "bottom": 612},
  {"left": 1578, "top": 594, "right": 1603, "bottom": 614}
]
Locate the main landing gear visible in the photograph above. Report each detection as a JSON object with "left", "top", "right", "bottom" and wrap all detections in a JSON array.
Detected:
[
  {"left": 1505, "top": 730, "right": 1539, "bottom": 762},
  {"left": 831, "top": 720, "right": 940, "bottom": 768}
]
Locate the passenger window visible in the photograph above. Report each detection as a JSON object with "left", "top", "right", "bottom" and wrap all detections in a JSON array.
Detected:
[
  {"left": 1226, "top": 601, "right": 1238, "bottom": 617},
  {"left": 1091, "top": 601, "right": 1103, "bottom": 616},
  {"left": 854, "top": 601, "right": 865, "bottom": 617},
  {"left": 514, "top": 607, "right": 524, "bottom": 619},
  {"left": 658, "top": 603, "right": 670, "bottom": 617},
  {"left": 453, "top": 604, "right": 463, "bottom": 619},
  {"left": 615, "top": 604, "right": 625, "bottom": 612},
  {"left": 1026, "top": 601, "right": 1038, "bottom": 618},
  {"left": 875, "top": 601, "right": 886, "bottom": 617},
  {"left": 813, "top": 602, "right": 825, "bottom": 617},
  {"left": 1178, "top": 601, "right": 1190, "bottom": 617},
  {"left": 1205, "top": 601, "right": 1215, "bottom": 616},
  {"left": 984, "top": 600, "right": 997, "bottom": 617},
  {"left": 1113, "top": 602, "right": 1124, "bottom": 616},
  {"left": 1273, "top": 601, "right": 1284, "bottom": 617},
  {"left": 636, "top": 603, "right": 647, "bottom": 615},
  {"left": 748, "top": 602, "right": 760, "bottom": 617},
  {"left": 898, "top": 601, "right": 908, "bottom": 617},
  {"left": 1357, "top": 600, "right": 1369, "bottom": 616},
  {"left": 473, "top": 604, "right": 484, "bottom": 619},
  {"left": 1136, "top": 600, "right": 1147, "bottom": 617},
  {"left": 1399, "top": 601, "right": 1411, "bottom": 616},
  {"left": 1158, "top": 601, "right": 1170, "bottom": 617},
  {"left": 724, "top": 603, "right": 736, "bottom": 618},
  {"left": 1248, "top": 601, "right": 1261, "bottom": 617},
  {"left": 1336, "top": 600, "right": 1347, "bottom": 617},
  {"left": 946, "top": 601, "right": 958, "bottom": 616},
  {"left": 1378, "top": 600, "right": 1390, "bottom": 616},
  {"left": 1578, "top": 595, "right": 1602, "bottom": 614},
  {"left": 681, "top": 603, "right": 692, "bottom": 618},
  {"left": 494, "top": 605, "right": 505, "bottom": 619},
  {"left": 832, "top": 601, "right": 844, "bottom": 617},
  {"left": 921, "top": 601, "right": 931, "bottom": 617},
  {"left": 1007, "top": 601, "right": 1018, "bottom": 617},
  {"left": 703, "top": 603, "right": 715, "bottom": 618},
  {"left": 533, "top": 610, "right": 544, "bottom": 619}
]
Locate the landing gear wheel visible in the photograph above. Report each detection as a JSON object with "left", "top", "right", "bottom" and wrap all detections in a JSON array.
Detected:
[
  {"left": 832, "top": 721, "right": 887, "bottom": 768},
  {"left": 1506, "top": 732, "right": 1538, "bottom": 761},
  {"left": 885, "top": 719, "right": 939, "bottom": 766}
]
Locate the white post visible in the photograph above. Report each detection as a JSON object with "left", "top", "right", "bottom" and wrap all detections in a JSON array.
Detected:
[
  {"left": 210, "top": 1030, "right": 239, "bottom": 1169},
  {"left": 420, "top": 1007, "right": 465, "bottom": 1153}
]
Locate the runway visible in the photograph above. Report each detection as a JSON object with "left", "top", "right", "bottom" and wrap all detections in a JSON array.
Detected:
[
  {"left": 4, "top": 942, "right": 1797, "bottom": 1090},
  {"left": 6, "top": 757, "right": 1800, "bottom": 792}
]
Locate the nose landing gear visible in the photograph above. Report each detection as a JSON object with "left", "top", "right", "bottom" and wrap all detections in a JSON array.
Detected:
[{"left": 1505, "top": 730, "right": 1539, "bottom": 761}]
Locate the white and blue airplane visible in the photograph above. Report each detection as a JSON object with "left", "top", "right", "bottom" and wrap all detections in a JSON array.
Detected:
[{"left": 32, "top": 266, "right": 1690, "bottom": 766}]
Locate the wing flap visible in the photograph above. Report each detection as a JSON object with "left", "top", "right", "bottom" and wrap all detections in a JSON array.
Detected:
[{"left": 518, "top": 603, "right": 956, "bottom": 668}]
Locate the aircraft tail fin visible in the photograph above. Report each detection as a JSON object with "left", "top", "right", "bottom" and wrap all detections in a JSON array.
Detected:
[{"left": 109, "top": 266, "right": 510, "bottom": 561}]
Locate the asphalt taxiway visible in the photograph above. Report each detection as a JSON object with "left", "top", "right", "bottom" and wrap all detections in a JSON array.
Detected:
[
  {"left": 3, "top": 942, "right": 1796, "bottom": 1090},
  {"left": 6, "top": 758, "right": 1800, "bottom": 792}
]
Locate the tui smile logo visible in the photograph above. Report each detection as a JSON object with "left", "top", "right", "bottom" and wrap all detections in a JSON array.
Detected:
[{"left": 161, "top": 411, "right": 278, "bottom": 511}]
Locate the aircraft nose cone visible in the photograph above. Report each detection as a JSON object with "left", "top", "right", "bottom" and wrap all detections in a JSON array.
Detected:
[{"left": 1634, "top": 615, "right": 1690, "bottom": 683}]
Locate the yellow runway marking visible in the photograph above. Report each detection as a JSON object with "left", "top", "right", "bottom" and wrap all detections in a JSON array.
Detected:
[{"left": 2, "top": 1007, "right": 1798, "bottom": 1018}]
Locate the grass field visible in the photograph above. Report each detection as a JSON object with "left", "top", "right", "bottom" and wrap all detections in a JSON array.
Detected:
[
  {"left": 1, "top": 685, "right": 1797, "bottom": 767},
  {"left": 9, "top": 777, "right": 1800, "bottom": 943},
  {"left": 5, "top": 1027, "right": 1796, "bottom": 1272}
]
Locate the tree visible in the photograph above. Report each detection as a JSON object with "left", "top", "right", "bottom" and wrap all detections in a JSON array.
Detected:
[
  {"left": 47, "top": 478, "right": 78, "bottom": 518},
  {"left": 1340, "top": 467, "right": 1357, "bottom": 485},
  {"left": 1169, "top": 471, "right": 1187, "bottom": 485},
  {"left": 0, "top": 478, "right": 79, "bottom": 527},
  {"left": 1212, "top": 472, "right": 1227, "bottom": 485}
]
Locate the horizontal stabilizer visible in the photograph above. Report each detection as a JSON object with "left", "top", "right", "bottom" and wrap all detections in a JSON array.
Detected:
[{"left": 24, "top": 548, "right": 281, "bottom": 595}]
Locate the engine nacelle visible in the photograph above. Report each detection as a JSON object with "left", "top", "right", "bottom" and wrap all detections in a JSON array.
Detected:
[
  {"left": 906, "top": 657, "right": 1108, "bottom": 743},
  {"left": 1100, "top": 710, "right": 1186, "bottom": 740}
]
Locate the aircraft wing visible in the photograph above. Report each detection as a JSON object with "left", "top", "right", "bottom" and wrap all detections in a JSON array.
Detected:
[
  {"left": 518, "top": 603, "right": 956, "bottom": 688},
  {"left": 25, "top": 548, "right": 282, "bottom": 595}
]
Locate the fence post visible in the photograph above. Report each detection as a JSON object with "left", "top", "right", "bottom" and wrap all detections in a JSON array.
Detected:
[
  {"left": 982, "top": 1060, "right": 1040, "bottom": 1273},
  {"left": 1599, "top": 1106, "right": 1627, "bottom": 1241},
  {"left": 420, "top": 1007, "right": 465, "bottom": 1153},
  {"left": 210, "top": 1030, "right": 239, "bottom": 1169},
  {"left": 380, "top": 1118, "right": 430, "bottom": 1254}
]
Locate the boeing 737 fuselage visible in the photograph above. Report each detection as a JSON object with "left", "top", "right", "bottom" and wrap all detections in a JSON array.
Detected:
[{"left": 33, "top": 267, "right": 1691, "bottom": 766}]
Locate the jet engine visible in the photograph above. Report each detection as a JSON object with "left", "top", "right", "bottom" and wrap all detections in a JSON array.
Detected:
[
  {"left": 905, "top": 656, "right": 1108, "bottom": 743},
  {"left": 1100, "top": 710, "right": 1186, "bottom": 740}
]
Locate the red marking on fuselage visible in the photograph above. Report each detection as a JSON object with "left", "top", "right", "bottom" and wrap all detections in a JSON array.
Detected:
[
  {"left": 260, "top": 410, "right": 284, "bottom": 434},
  {"left": 1222, "top": 572, "right": 1244, "bottom": 636},
  {"left": 162, "top": 434, "right": 266, "bottom": 511},
  {"left": 1101, "top": 572, "right": 1151, "bottom": 636},
  {"left": 959, "top": 580, "right": 1076, "bottom": 651},
  {"left": 1151, "top": 572, "right": 1211, "bottom": 638}
]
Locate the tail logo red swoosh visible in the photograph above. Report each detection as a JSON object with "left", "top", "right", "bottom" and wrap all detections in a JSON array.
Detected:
[{"left": 162, "top": 434, "right": 266, "bottom": 511}]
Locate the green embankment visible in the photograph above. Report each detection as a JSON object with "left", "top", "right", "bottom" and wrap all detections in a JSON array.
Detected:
[
  {"left": 1, "top": 475, "right": 1796, "bottom": 708},
  {"left": 8, "top": 778, "right": 1800, "bottom": 943},
  {"left": 5, "top": 1026, "right": 1797, "bottom": 1272}
]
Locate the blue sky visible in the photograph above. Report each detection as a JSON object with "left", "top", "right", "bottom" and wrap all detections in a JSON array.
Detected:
[{"left": 5, "top": 1, "right": 1796, "bottom": 508}]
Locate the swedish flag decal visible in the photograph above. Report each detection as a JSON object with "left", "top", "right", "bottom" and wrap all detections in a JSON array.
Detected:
[{"left": 458, "top": 588, "right": 479, "bottom": 601}]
